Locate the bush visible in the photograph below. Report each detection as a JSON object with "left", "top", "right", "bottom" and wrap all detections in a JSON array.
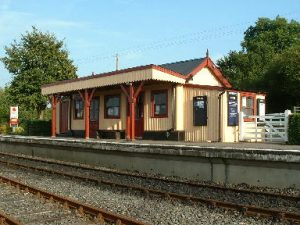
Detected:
[
  {"left": 14, "top": 126, "right": 25, "bottom": 135},
  {"left": 0, "top": 124, "right": 10, "bottom": 134},
  {"left": 288, "top": 113, "right": 300, "bottom": 144}
]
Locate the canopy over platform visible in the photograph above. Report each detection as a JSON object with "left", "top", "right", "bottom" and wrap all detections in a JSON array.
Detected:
[{"left": 41, "top": 57, "right": 232, "bottom": 95}]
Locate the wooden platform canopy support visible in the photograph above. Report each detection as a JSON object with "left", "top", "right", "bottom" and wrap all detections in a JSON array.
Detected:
[
  {"left": 50, "top": 94, "right": 58, "bottom": 138},
  {"left": 121, "top": 81, "right": 144, "bottom": 140},
  {"left": 78, "top": 88, "right": 96, "bottom": 139}
]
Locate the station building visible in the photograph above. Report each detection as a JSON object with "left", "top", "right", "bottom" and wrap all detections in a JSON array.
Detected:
[{"left": 41, "top": 53, "right": 265, "bottom": 142}]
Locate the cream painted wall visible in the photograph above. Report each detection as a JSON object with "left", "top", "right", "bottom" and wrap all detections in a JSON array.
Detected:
[
  {"left": 221, "top": 92, "right": 266, "bottom": 142},
  {"left": 71, "top": 98, "right": 85, "bottom": 130},
  {"left": 183, "top": 87, "right": 220, "bottom": 142},
  {"left": 69, "top": 84, "right": 174, "bottom": 132},
  {"left": 220, "top": 91, "right": 239, "bottom": 142},
  {"left": 175, "top": 85, "right": 184, "bottom": 131},
  {"left": 143, "top": 84, "right": 173, "bottom": 131},
  {"left": 187, "top": 68, "right": 222, "bottom": 87}
]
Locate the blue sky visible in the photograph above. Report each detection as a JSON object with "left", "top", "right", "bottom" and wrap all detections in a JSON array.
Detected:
[{"left": 0, "top": 0, "right": 299, "bottom": 87}]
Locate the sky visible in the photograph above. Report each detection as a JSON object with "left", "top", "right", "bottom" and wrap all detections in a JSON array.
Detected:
[{"left": 0, "top": 0, "right": 299, "bottom": 88}]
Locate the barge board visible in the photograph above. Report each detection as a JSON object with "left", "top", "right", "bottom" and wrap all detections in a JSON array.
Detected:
[{"left": 0, "top": 135, "right": 299, "bottom": 188}]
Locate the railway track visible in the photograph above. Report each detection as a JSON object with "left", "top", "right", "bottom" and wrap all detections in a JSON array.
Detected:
[
  {"left": 0, "top": 210, "right": 22, "bottom": 225},
  {"left": 0, "top": 152, "right": 299, "bottom": 223},
  {"left": 0, "top": 174, "right": 149, "bottom": 225},
  {"left": 0, "top": 151, "right": 297, "bottom": 201}
]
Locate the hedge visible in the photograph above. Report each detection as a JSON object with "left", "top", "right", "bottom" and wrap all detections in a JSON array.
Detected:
[
  {"left": 24, "top": 120, "right": 51, "bottom": 136},
  {"left": 288, "top": 113, "right": 300, "bottom": 144}
]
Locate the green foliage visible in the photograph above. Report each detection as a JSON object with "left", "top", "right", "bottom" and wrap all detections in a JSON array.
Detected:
[
  {"left": 217, "top": 17, "right": 300, "bottom": 112},
  {"left": 0, "top": 88, "right": 11, "bottom": 123},
  {"left": 265, "top": 46, "right": 300, "bottom": 112},
  {"left": 23, "top": 120, "right": 51, "bottom": 136},
  {"left": 0, "top": 124, "right": 10, "bottom": 134},
  {"left": 14, "top": 126, "right": 25, "bottom": 135},
  {"left": 1, "top": 27, "right": 77, "bottom": 119},
  {"left": 288, "top": 114, "right": 300, "bottom": 145}
]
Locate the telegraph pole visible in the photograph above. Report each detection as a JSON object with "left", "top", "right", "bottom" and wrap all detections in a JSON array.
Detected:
[{"left": 115, "top": 53, "right": 119, "bottom": 71}]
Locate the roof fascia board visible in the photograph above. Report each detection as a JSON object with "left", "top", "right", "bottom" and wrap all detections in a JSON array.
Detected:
[{"left": 186, "top": 57, "right": 232, "bottom": 88}]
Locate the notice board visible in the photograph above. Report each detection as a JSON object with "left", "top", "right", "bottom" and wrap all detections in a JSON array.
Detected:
[
  {"left": 228, "top": 92, "right": 238, "bottom": 126},
  {"left": 193, "top": 96, "right": 207, "bottom": 126},
  {"left": 257, "top": 99, "right": 265, "bottom": 116}
]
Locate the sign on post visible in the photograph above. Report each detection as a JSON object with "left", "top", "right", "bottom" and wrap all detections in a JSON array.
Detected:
[{"left": 10, "top": 106, "right": 19, "bottom": 129}]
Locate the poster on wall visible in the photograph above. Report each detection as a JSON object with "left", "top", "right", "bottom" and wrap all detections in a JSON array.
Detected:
[
  {"left": 193, "top": 96, "right": 207, "bottom": 126},
  {"left": 257, "top": 99, "right": 265, "bottom": 116},
  {"left": 228, "top": 92, "right": 238, "bottom": 126}
]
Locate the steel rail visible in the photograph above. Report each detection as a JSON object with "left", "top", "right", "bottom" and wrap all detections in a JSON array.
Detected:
[
  {"left": 0, "top": 175, "right": 150, "bottom": 225},
  {"left": 0, "top": 159, "right": 299, "bottom": 223},
  {"left": 0, "top": 151, "right": 298, "bottom": 201},
  {"left": 0, "top": 210, "right": 23, "bottom": 225}
]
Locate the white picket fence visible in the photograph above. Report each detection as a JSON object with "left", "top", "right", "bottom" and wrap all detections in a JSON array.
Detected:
[
  {"left": 294, "top": 106, "right": 300, "bottom": 113},
  {"left": 239, "top": 110, "right": 292, "bottom": 142}
]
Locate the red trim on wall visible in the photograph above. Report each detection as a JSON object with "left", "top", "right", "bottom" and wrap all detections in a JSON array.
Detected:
[
  {"left": 51, "top": 95, "right": 57, "bottom": 138},
  {"left": 187, "top": 57, "right": 232, "bottom": 88},
  {"left": 152, "top": 65, "right": 186, "bottom": 79},
  {"left": 151, "top": 89, "right": 168, "bottom": 118},
  {"left": 184, "top": 84, "right": 225, "bottom": 91},
  {"left": 227, "top": 89, "right": 267, "bottom": 96},
  {"left": 187, "top": 59, "right": 208, "bottom": 78},
  {"left": 240, "top": 92, "right": 257, "bottom": 122}
]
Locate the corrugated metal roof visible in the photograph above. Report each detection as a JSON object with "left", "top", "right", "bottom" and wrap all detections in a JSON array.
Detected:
[{"left": 159, "top": 58, "right": 205, "bottom": 76}]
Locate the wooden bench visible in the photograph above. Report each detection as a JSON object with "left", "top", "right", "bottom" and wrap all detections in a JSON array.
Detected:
[{"left": 97, "top": 130, "right": 125, "bottom": 139}]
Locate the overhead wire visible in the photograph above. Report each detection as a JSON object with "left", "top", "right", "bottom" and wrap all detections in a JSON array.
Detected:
[{"left": 74, "top": 10, "right": 300, "bottom": 71}]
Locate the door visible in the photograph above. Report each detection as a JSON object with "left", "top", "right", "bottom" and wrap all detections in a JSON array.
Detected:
[
  {"left": 89, "top": 98, "right": 99, "bottom": 138},
  {"left": 60, "top": 101, "right": 69, "bottom": 133},
  {"left": 135, "top": 93, "right": 144, "bottom": 138}
]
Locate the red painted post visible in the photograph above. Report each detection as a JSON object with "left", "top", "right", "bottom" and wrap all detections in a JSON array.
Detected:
[
  {"left": 120, "top": 85, "right": 131, "bottom": 140},
  {"left": 131, "top": 97, "right": 136, "bottom": 140},
  {"left": 84, "top": 89, "right": 90, "bottom": 139},
  {"left": 51, "top": 95, "right": 57, "bottom": 138},
  {"left": 126, "top": 114, "right": 131, "bottom": 140},
  {"left": 129, "top": 84, "right": 135, "bottom": 140}
]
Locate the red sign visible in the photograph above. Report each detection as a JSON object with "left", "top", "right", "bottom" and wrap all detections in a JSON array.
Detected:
[
  {"left": 10, "top": 118, "right": 18, "bottom": 125},
  {"left": 10, "top": 106, "right": 18, "bottom": 119}
]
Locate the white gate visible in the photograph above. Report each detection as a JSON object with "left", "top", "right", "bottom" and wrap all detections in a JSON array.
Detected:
[
  {"left": 294, "top": 106, "right": 300, "bottom": 113},
  {"left": 239, "top": 110, "right": 291, "bottom": 142}
]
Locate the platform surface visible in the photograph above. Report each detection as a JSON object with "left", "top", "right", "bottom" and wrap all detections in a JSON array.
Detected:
[
  {"left": 2, "top": 135, "right": 300, "bottom": 150},
  {"left": 1, "top": 135, "right": 299, "bottom": 188}
]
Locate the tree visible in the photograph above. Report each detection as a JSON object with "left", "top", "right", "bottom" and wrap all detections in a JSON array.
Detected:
[
  {"left": 264, "top": 45, "right": 300, "bottom": 112},
  {"left": 217, "top": 16, "right": 300, "bottom": 112},
  {"left": 1, "top": 27, "right": 77, "bottom": 119},
  {"left": 0, "top": 88, "right": 11, "bottom": 123}
]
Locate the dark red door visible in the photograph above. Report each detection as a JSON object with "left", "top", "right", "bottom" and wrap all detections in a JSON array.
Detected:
[
  {"left": 135, "top": 93, "right": 144, "bottom": 138},
  {"left": 60, "top": 101, "right": 69, "bottom": 133},
  {"left": 89, "top": 98, "right": 99, "bottom": 138}
]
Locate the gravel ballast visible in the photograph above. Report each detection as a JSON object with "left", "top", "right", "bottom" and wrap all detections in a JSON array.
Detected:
[
  {"left": 0, "top": 163, "right": 293, "bottom": 225},
  {"left": 0, "top": 182, "right": 96, "bottom": 225},
  {"left": 1, "top": 154, "right": 298, "bottom": 213}
]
